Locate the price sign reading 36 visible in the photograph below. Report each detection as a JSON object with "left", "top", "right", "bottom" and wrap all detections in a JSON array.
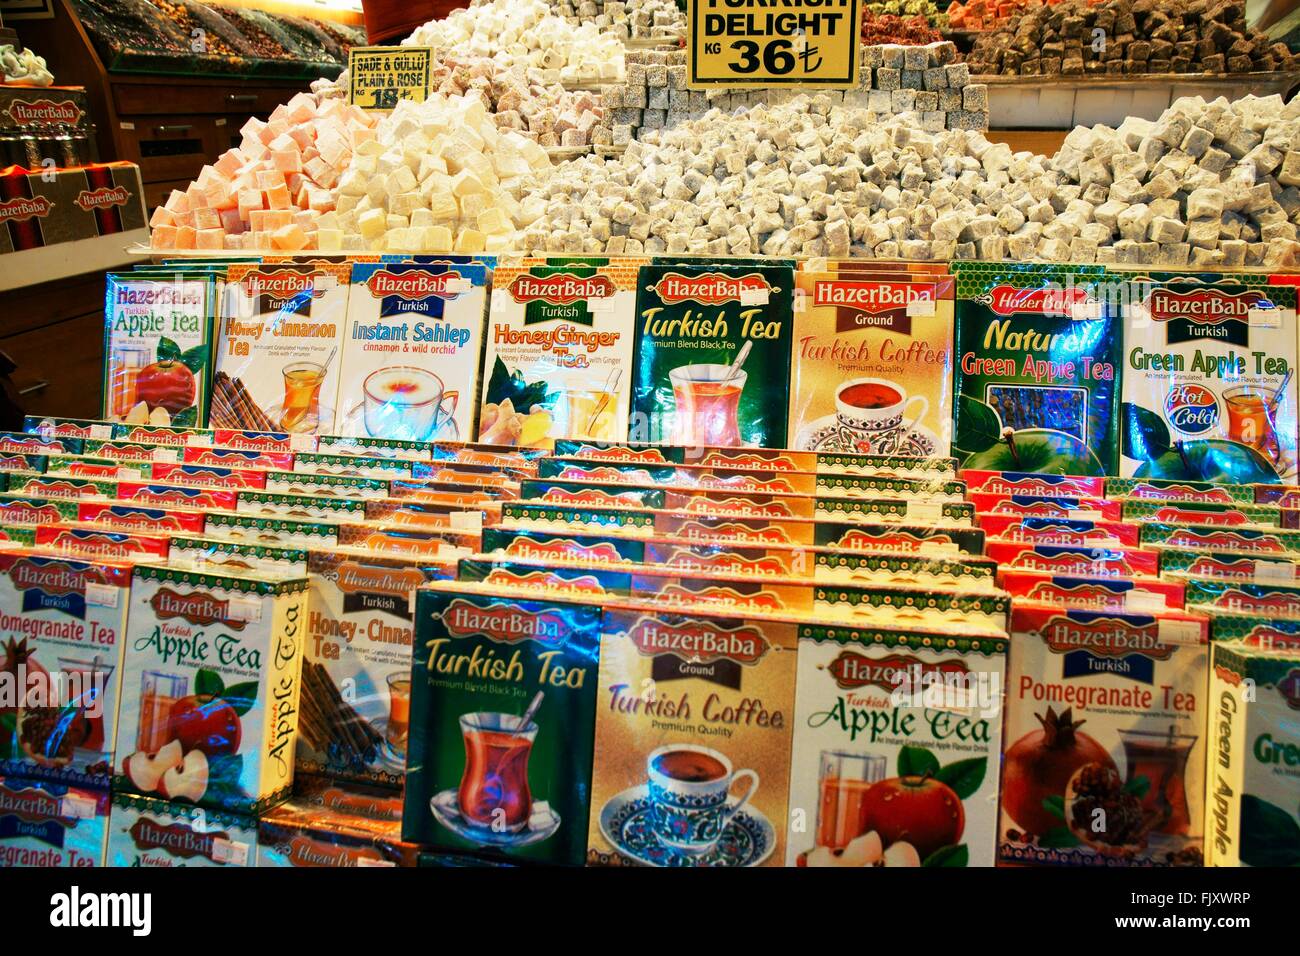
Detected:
[{"left": 688, "top": 0, "right": 861, "bottom": 88}]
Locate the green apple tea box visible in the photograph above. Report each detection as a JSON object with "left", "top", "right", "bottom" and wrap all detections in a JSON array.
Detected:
[
  {"left": 105, "top": 793, "right": 257, "bottom": 867},
  {"left": 1199, "top": 612, "right": 1300, "bottom": 649},
  {"left": 0, "top": 774, "right": 110, "bottom": 867},
  {"left": 1120, "top": 499, "right": 1283, "bottom": 528},
  {"left": 1183, "top": 578, "right": 1300, "bottom": 618}
]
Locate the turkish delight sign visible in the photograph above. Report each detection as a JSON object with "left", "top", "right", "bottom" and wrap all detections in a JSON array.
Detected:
[
  {"left": 688, "top": 0, "right": 861, "bottom": 87},
  {"left": 348, "top": 47, "right": 434, "bottom": 111}
]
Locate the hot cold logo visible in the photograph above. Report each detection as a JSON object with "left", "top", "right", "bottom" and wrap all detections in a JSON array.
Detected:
[{"left": 1164, "top": 383, "right": 1219, "bottom": 435}]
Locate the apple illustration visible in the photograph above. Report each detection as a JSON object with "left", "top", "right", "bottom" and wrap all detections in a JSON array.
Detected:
[
  {"left": 168, "top": 695, "right": 241, "bottom": 757},
  {"left": 962, "top": 428, "right": 1104, "bottom": 476},
  {"left": 122, "top": 739, "right": 184, "bottom": 793},
  {"left": 860, "top": 775, "right": 965, "bottom": 860},
  {"left": 158, "top": 749, "right": 209, "bottom": 802},
  {"left": 134, "top": 361, "right": 195, "bottom": 415}
]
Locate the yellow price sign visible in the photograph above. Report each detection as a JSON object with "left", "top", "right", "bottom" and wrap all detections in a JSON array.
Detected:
[
  {"left": 347, "top": 46, "right": 434, "bottom": 111},
  {"left": 688, "top": 0, "right": 861, "bottom": 88}
]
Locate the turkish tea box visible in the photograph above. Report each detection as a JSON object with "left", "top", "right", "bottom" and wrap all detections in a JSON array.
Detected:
[
  {"left": 403, "top": 582, "right": 602, "bottom": 866},
  {"left": 480, "top": 258, "right": 643, "bottom": 447},
  {"left": 258, "top": 776, "right": 419, "bottom": 867},
  {"left": 587, "top": 603, "right": 796, "bottom": 867},
  {"left": 1121, "top": 283, "right": 1298, "bottom": 481},
  {"left": 632, "top": 263, "right": 794, "bottom": 447},
  {"left": 114, "top": 565, "right": 310, "bottom": 814},
  {"left": 339, "top": 263, "right": 487, "bottom": 443},
  {"left": 1205, "top": 643, "right": 1300, "bottom": 866},
  {"left": 0, "top": 775, "right": 110, "bottom": 867},
  {"left": 787, "top": 624, "right": 1008, "bottom": 868},
  {"left": 1000, "top": 603, "right": 1210, "bottom": 867},
  {"left": 954, "top": 264, "right": 1119, "bottom": 474},
  {"left": 106, "top": 793, "right": 257, "bottom": 867}
]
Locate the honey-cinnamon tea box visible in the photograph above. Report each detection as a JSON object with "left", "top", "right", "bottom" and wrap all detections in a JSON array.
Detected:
[
  {"left": 105, "top": 793, "right": 257, "bottom": 868},
  {"left": 1158, "top": 549, "right": 1300, "bottom": 583},
  {"left": 970, "top": 494, "right": 1123, "bottom": 522},
  {"left": 1183, "top": 578, "right": 1300, "bottom": 618},
  {"left": 1120, "top": 499, "right": 1283, "bottom": 528},
  {"left": 340, "top": 263, "right": 488, "bottom": 443},
  {"left": 1105, "top": 478, "right": 1256, "bottom": 505},
  {"left": 258, "top": 776, "right": 420, "bottom": 867},
  {"left": 787, "top": 623, "right": 1008, "bottom": 868},
  {"left": 200, "top": 515, "right": 339, "bottom": 550},
  {"left": 213, "top": 263, "right": 351, "bottom": 436},
  {"left": 296, "top": 548, "right": 459, "bottom": 787},
  {"left": 0, "top": 775, "right": 110, "bottom": 867},
  {"left": 586, "top": 603, "right": 797, "bottom": 868},
  {"left": 1138, "top": 523, "right": 1300, "bottom": 555},
  {"left": 0, "top": 551, "right": 132, "bottom": 787},
  {"left": 114, "top": 565, "right": 310, "bottom": 815},
  {"left": 1001, "top": 602, "right": 1210, "bottom": 867},
  {"left": 165, "top": 537, "right": 308, "bottom": 579},
  {"left": 1204, "top": 642, "right": 1300, "bottom": 866},
  {"left": 403, "top": 582, "right": 602, "bottom": 866},
  {"left": 998, "top": 571, "right": 1186, "bottom": 612},
  {"left": 235, "top": 491, "right": 367, "bottom": 522}
]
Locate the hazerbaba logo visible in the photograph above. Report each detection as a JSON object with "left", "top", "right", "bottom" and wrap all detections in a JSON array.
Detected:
[
  {"left": 1186, "top": 556, "right": 1260, "bottom": 578},
  {"left": 239, "top": 268, "right": 326, "bottom": 299},
  {"left": 503, "top": 538, "right": 629, "bottom": 565},
  {"left": 676, "top": 521, "right": 793, "bottom": 544},
  {"left": 0, "top": 195, "right": 53, "bottom": 223},
  {"left": 0, "top": 502, "right": 64, "bottom": 524},
  {"left": 541, "top": 487, "right": 642, "bottom": 506},
  {"left": 7, "top": 99, "right": 84, "bottom": 125},
  {"left": 1243, "top": 625, "right": 1300, "bottom": 650},
  {"left": 813, "top": 280, "right": 935, "bottom": 311},
  {"left": 700, "top": 451, "right": 798, "bottom": 471},
  {"left": 683, "top": 496, "right": 793, "bottom": 518},
  {"left": 1008, "top": 552, "right": 1130, "bottom": 574},
  {"left": 979, "top": 284, "right": 1097, "bottom": 317},
  {"left": 441, "top": 598, "right": 571, "bottom": 645},
  {"left": 559, "top": 465, "right": 655, "bottom": 484},
  {"left": 662, "top": 550, "right": 787, "bottom": 576},
  {"left": 827, "top": 651, "right": 968, "bottom": 691},
  {"left": 838, "top": 529, "right": 951, "bottom": 553},
  {"left": 277, "top": 835, "right": 390, "bottom": 867},
  {"left": 367, "top": 269, "right": 464, "bottom": 300},
  {"left": 1038, "top": 615, "right": 1175, "bottom": 659},
  {"left": 42, "top": 530, "right": 157, "bottom": 558},
  {"left": 1277, "top": 668, "right": 1300, "bottom": 710},
  {"left": 1024, "top": 582, "right": 1126, "bottom": 609},
  {"left": 971, "top": 476, "right": 1087, "bottom": 497},
  {"left": 695, "top": 474, "right": 794, "bottom": 494},
  {"left": 1165, "top": 529, "right": 1284, "bottom": 553},
  {"left": 1127, "top": 481, "right": 1233, "bottom": 503},
  {"left": 651, "top": 272, "right": 772, "bottom": 305},
  {"left": 1148, "top": 287, "right": 1271, "bottom": 323},
  {"left": 10, "top": 558, "right": 89, "bottom": 596},
  {"left": 508, "top": 272, "right": 615, "bottom": 305},
  {"left": 127, "top": 819, "right": 220, "bottom": 860},
  {"left": 1208, "top": 588, "right": 1300, "bottom": 616},
  {"left": 483, "top": 568, "right": 605, "bottom": 596},
  {"left": 1014, "top": 524, "right": 1113, "bottom": 543},
  {"left": 0, "top": 781, "right": 75, "bottom": 823},
  {"left": 337, "top": 562, "right": 427, "bottom": 595},
  {"left": 74, "top": 186, "right": 130, "bottom": 213},
  {"left": 654, "top": 584, "right": 785, "bottom": 613},
  {"left": 624, "top": 616, "right": 769, "bottom": 665},
  {"left": 574, "top": 445, "right": 669, "bottom": 464},
  {"left": 149, "top": 587, "right": 247, "bottom": 630},
  {"left": 1164, "top": 384, "right": 1220, "bottom": 435},
  {"left": 1152, "top": 505, "right": 1246, "bottom": 526}
]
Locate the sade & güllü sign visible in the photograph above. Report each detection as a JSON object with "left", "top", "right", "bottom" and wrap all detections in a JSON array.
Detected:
[
  {"left": 688, "top": 0, "right": 861, "bottom": 88},
  {"left": 348, "top": 47, "right": 434, "bottom": 111}
]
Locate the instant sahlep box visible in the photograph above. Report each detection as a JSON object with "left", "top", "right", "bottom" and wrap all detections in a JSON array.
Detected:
[
  {"left": 105, "top": 793, "right": 257, "bottom": 867},
  {"left": 0, "top": 774, "right": 110, "bottom": 867},
  {"left": 115, "top": 565, "right": 309, "bottom": 815}
]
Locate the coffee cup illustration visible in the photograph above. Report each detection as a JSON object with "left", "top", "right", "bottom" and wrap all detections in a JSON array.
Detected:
[
  {"left": 835, "top": 377, "right": 928, "bottom": 437},
  {"left": 646, "top": 743, "right": 758, "bottom": 855},
  {"left": 361, "top": 366, "right": 458, "bottom": 441}
]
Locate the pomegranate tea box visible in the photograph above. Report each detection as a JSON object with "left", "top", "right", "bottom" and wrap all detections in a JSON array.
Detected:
[
  {"left": 0, "top": 774, "right": 110, "bottom": 867},
  {"left": 1001, "top": 603, "right": 1210, "bottom": 867},
  {"left": 1205, "top": 643, "right": 1300, "bottom": 866},
  {"left": 105, "top": 793, "right": 257, "bottom": 867},
  {"left": 114, "top": 565, "right": 310, "bottom": 814},
  {"left": 479, "top": 259, "right": 643, "bottom": 448},
  {"left": 587, "top": 604, "right": 796, "bottom": 867},
  {"left": 0, "top": 551, "right": 132, "bottom": 788},
  {"left": 790, "top": 272, "right": 954, "bottom": 457},
  {"left": 786, "top": 625, "right": 1008, "bottom": 868},
  {"left": 403, "top": 582, "right": 602, "bottom": 866},
  {"left": 1121, "top": 283, "right": 1298, "bottom": 481}
]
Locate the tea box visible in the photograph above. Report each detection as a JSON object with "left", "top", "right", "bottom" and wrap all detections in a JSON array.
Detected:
[
  {"left": 1120, "top": 499, "right": 1282, "bottom": 528},
  {"left": 403, "top": 582, "right": 602, "bottom": 866},
  {"left": 984, "top": 542, "right": 1160, "bottom": 578},
  {"left": 1121, "top": 283, "right": 1298, "bottom": 481},
  {"left": 105, "top": 793, "right": 257, "bottom": 867},
  {"left": 262, "top": 471, "right": 389, "bottom": 499},
  {"left": 150, "top": 462, "right": 267, "bottom": 490},
  {"left": 1138, "top": 523, "right": 1300, "bottom": 555},
  {"left": 1104, "top": 478, "right": 1256, "bottom": 505},
  {"left": 77, "top": 503, "right": 206, "bottom": 534},
  {"left": 235, "top": 491, "right": 367, "bottom": 522},
  {"left": 33, "top": 524, "right": 171, "bottom": 563},
  {"left": 1201, "top": 612, "right": 1300, "bottom": 649},
  {"left": 25, "top": 417, "right": 115, "bottom": 442},
  {"left": 0, "top": 433, "right": 83, "bottom": 457},
  {"left": 0, "top": 775, "right": 110, "bottom": 867},
  {"left": 632, "top": 263, "right": 795, "bottom": 447},
  {"left": 961, "top": 471, "right": 1106, "bottom": 499},
  {"left": 479, "top": 258, "right": 643, "bottom": 447},
  {"left": 0, "top": 497, "right": 80, "bottom": 526},
  {"left": 114, "top": 565, "right": 310, "bottom": 814},
  {"left": 1183, "top": 578, "right": 1300, "bottom": 618},
  {"left": 114, "top": 482, "right": 237, "bottom": 513},
  {"left": 973, "top": 494, "right": 1120, "bottom": 519},
  {"left": 1157, "top": 549, "right": 1300, "bottom": 583},
  {"left": 1001, "top": 603, "right": 1210, "bottom": 867},
  {"left": 979, "top": 516, "right": 1140, "bottom": 547},
  {"left": 214, "top": 264, "right": 351, "bottom": 436},
  {"left": 183, "top": 447, "right": 295, "bottom": 471},
  {"left": 998, "top": 572, "right": 1185, "bottom": 611},
  {"left": 1205, "top": 643, "right": 1300, "bottom": 866},
  {"left": 165, "top": 537, "right": 308, "bottom": 578},
  {"left": 200, "top": 515, "right": 339, "bottom": 550},
  {"left": 291, "top": 452, "right": 413, "bottom": 479},
  {"left": 787, "top": 624, "right": 1008, "bottom": 868},
  {"left": 258, "top": 776, "right": 419, "bottom": 867},
  {"left": 550, "top": 440, "right": 959, "bottom": 478},
  {"left": 315, "top": 434, "right": 434, "bottom": 460}
]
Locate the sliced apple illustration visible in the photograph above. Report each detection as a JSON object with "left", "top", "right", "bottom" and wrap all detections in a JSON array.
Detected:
[
  {"left": 122, "top": 739, "right": 184, "bottom": 793},
  {"left": 158, "top": 749, "right": 209, "bottom": 802},
  {"left": 881, "top": 841, "right": 921, "bottom": 867}
]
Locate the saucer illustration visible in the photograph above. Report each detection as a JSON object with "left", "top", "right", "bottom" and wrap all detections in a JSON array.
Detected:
[
  {"left": 368, "top": 718, "right": 407, "bottom": 772},
  {"left": 795, "top": 414, "right": 938, "bottom": 457},
  {"left": 263, "top": 402, "right": 333, "bottom": 435},
  {"left": 429, "top": 789, "right": 561, "bottom": 848},
  {"left": 341, "top": 403, "right": 461, "bottom": 442},
  {"left": 598, "top": 785, "right": 775, "bottom": 867}
]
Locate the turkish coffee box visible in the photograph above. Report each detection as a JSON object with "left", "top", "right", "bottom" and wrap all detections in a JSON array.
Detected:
[
  {"left": 105, "top": 793, "right": 257, "bottom": 867},
  {"left": 214, "top": 264, "right": 351, "bottom": 435},
  {"left": 1205, "top": 642, "right": 1300, "bottom": 866},
  {"left": 1121, "top": 283, "right": 1299, "bottom": 481},
  {"left": 790, "top": 271, "right": 954, "bottom": 457},
  {"left": 953, "top": 264, "right": 1119, "bottom": 475},
  {"left": 339, "top": 263, "right": 488, "bottom": 443},
  {"left": 296, "top": 549, "right": 458, "bottom": 787},
  {"left": 259, "top": 776, "right": 419, "bottom": 867},
  {"left": 586, "top": 603, "right": 796, "bottom": 868},
  {"left": 0, "top": 774, "right": 110, "bottom": 867},
  {"left": 1001, "top": 602, "right": 1210, "bottom": 867},
  {"left": 102, "top": 272, "right": 217, "bottom": 428},
  {"left": 403, "top": 582, "right": 602, "bottom": 865},
  {"left": 632, "top": 263, "right": 794, "bottom": 447},
  {"left": 786, "top": 624, "right": 1007, "bottom": 869},
  {"left": 479, "top": 258, "right": 645, "bottom": 448},
  {"left": 114, "top": 565, "right": 310, "bottom": 815}
]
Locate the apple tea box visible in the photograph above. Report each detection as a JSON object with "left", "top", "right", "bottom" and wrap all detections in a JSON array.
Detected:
[
  {"left": 403, "top": 582, "right": 602, "bottom": 866},
  {"left": 479, "top": 259, "right": 643, "bottom": 448},
  {"left": 1001, "top": 603, "right": 1210, "bottom": 867},
  {"left": 213, "top": 264, "right": 351, "bottom": 435},
  {"left": 115, "top": 565, "right": 309, "bottom": 814},
  {"left": 340, "top": 264, "right": 487, "bottom": 443},
  {"left": 587, "top": 604, "right": 796, "bottom": 867},
  {"left": 953, "top": 264, "right": 1119, "bottom": 475},
  {"left": 1205, "top": 643, "right": 1300, "bottom": 866},
  {"left": 258, "top": 776, "right": 419, "bottom": 866},
  {"left": 0, "top": 774, "right": 110, "bottom": 867},
  {"left": 105, "top": 793, "right": 257, "bottom": 867},
  {"left": 103, "top": 272, "right": 216, "bottom": 427},
  {"left": 1121, "top": 283, "right": 1298, "bottom": 481}
]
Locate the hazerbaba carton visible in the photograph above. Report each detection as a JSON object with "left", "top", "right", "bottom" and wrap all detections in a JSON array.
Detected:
[
  {"left": 1105, "top": 477, "right": 1256, "bottom": 504},
  {"left": 314, "top": 434, "right": 433, "bottom": 460},
  {"left": 0, "top": 775, "right": 110, "bottom": 867},
  {"left": 1183, "top": 578, "right": 1300, "bottom": 618},
  {"left": 1199, "top": 612, "right": 1300, "bottom": 649},
  {"left": 296, "top": 548, "right": 459, "bottom": 787},
  {"left": 978, "top": 516, "right": 1141, "bottom": 548},
  {"left": 0, "top": 526, "right": 37, "bottom": 548},
  {"left": 114, "top": 482, "right": 237, "bottom": 513},
  {"left": 970, "top": 494, "right": 1123, "bottom": 521},
  {"left": 1138, "top": 523, "right": 1300, "bottom": 555},
  {"left": 0, "top": 454, "right": 46, "bottom": 475},
  {"left": 0, "top": 551, "right": 132, "bottom": 787},
  {"left": 33, "top": 524, "right": 171, "bottom": 563},
  {"left": 364, "top": 499, "right": 488, "bottom": 535},
  {"left": 1120, "top": 499, "right": 1283, "bottom": 527},
  {"left": 105, "top": 793, "right": 257, "bottom": 868},
  {"left": 960, "top": 471, "right": 1105, "bottom": 499},
  {"left": 150, "top": 462, "right": 267, "bottom": 490},
  {"left": 165, "top": 537, "right": 308, "bottom": 579},
  {"left": 4, "top": 475, "right": 115, "bottom": 501},
  {"left": 200, "top": 515, "right": 339, "bottom": 550},
  {"left": 402, "top": 582, "right": 602, "bottom": 866},
  {"left": 787, "top": 623, "right": 1008, "bottom": 868},
  {"left": 291, "top": 452, "right": 413, "bottom": 478},
  {"left": 111, "top": 424, "right": 219, "bottom": 448},
  {"left": 0, "top": 497, "right": 79, "bottom": 526},
  {"left": 389, "top": 478, "right": 517, "bottom": 503},
  {"left": 210, "top": 429, "right": 312, "bottom": 453},
  {"left": 262, "top": 471, "right": 390, "bottom": 499},
  {"left": 341, "top": 263, "right": 488, "bottom": 443},
  {"left": 1157, "top": 549, "right": 1300, "bottom": 583},
  {"left": 213, "top": 263, "right": 351, "bottom": 435},
  {"left": 258, "top": 775, "right": 420, "bottom": 867},
  {"left": 25, "top": 417, "right": 115, "bottom": 442},
  {"left": 81, "top": 439, "right": 183, "bottom": 464},
  {"left": 409, "top": 462, "right": 529, "bottom": 490},
  {"left": 183, "top": 447, "right": 295, "bottom": 471},
  {"left": 333, "top": 524, "right": 478, "bottom": 559},
  {"left": 0, "top": 432, "right": 84, "bottom": 457},
  {"left": 984, "top": 542, "right": 1161, "bottom": 578},
  {"left": 1000, "top": 602, "right": 1210, "bottom": 867},
  {"left": 1205, "top": 643, "right": 1300, "bottom": 866},
  {"left": 998, "top": 572, "right": 1186, "bottom": 612},
  {"left": 235, "top": 491, "right": 367, "bottom": 522},
  {"left": 75, "top": 503, "right": 205, "bottom": 535},
  {"left": 115, "top": 565, "right": 310, "bottom": 814}
]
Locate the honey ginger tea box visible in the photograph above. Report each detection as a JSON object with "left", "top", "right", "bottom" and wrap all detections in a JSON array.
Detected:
[
  {"left": 790, "top": 272, "right": 954, "bottom": 458},
  {"left": 633, "top": 263, "right": 794, "bottom": 448},
  {"left": 953, "top": 264, "right": 1119, "bottom": 475}
]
